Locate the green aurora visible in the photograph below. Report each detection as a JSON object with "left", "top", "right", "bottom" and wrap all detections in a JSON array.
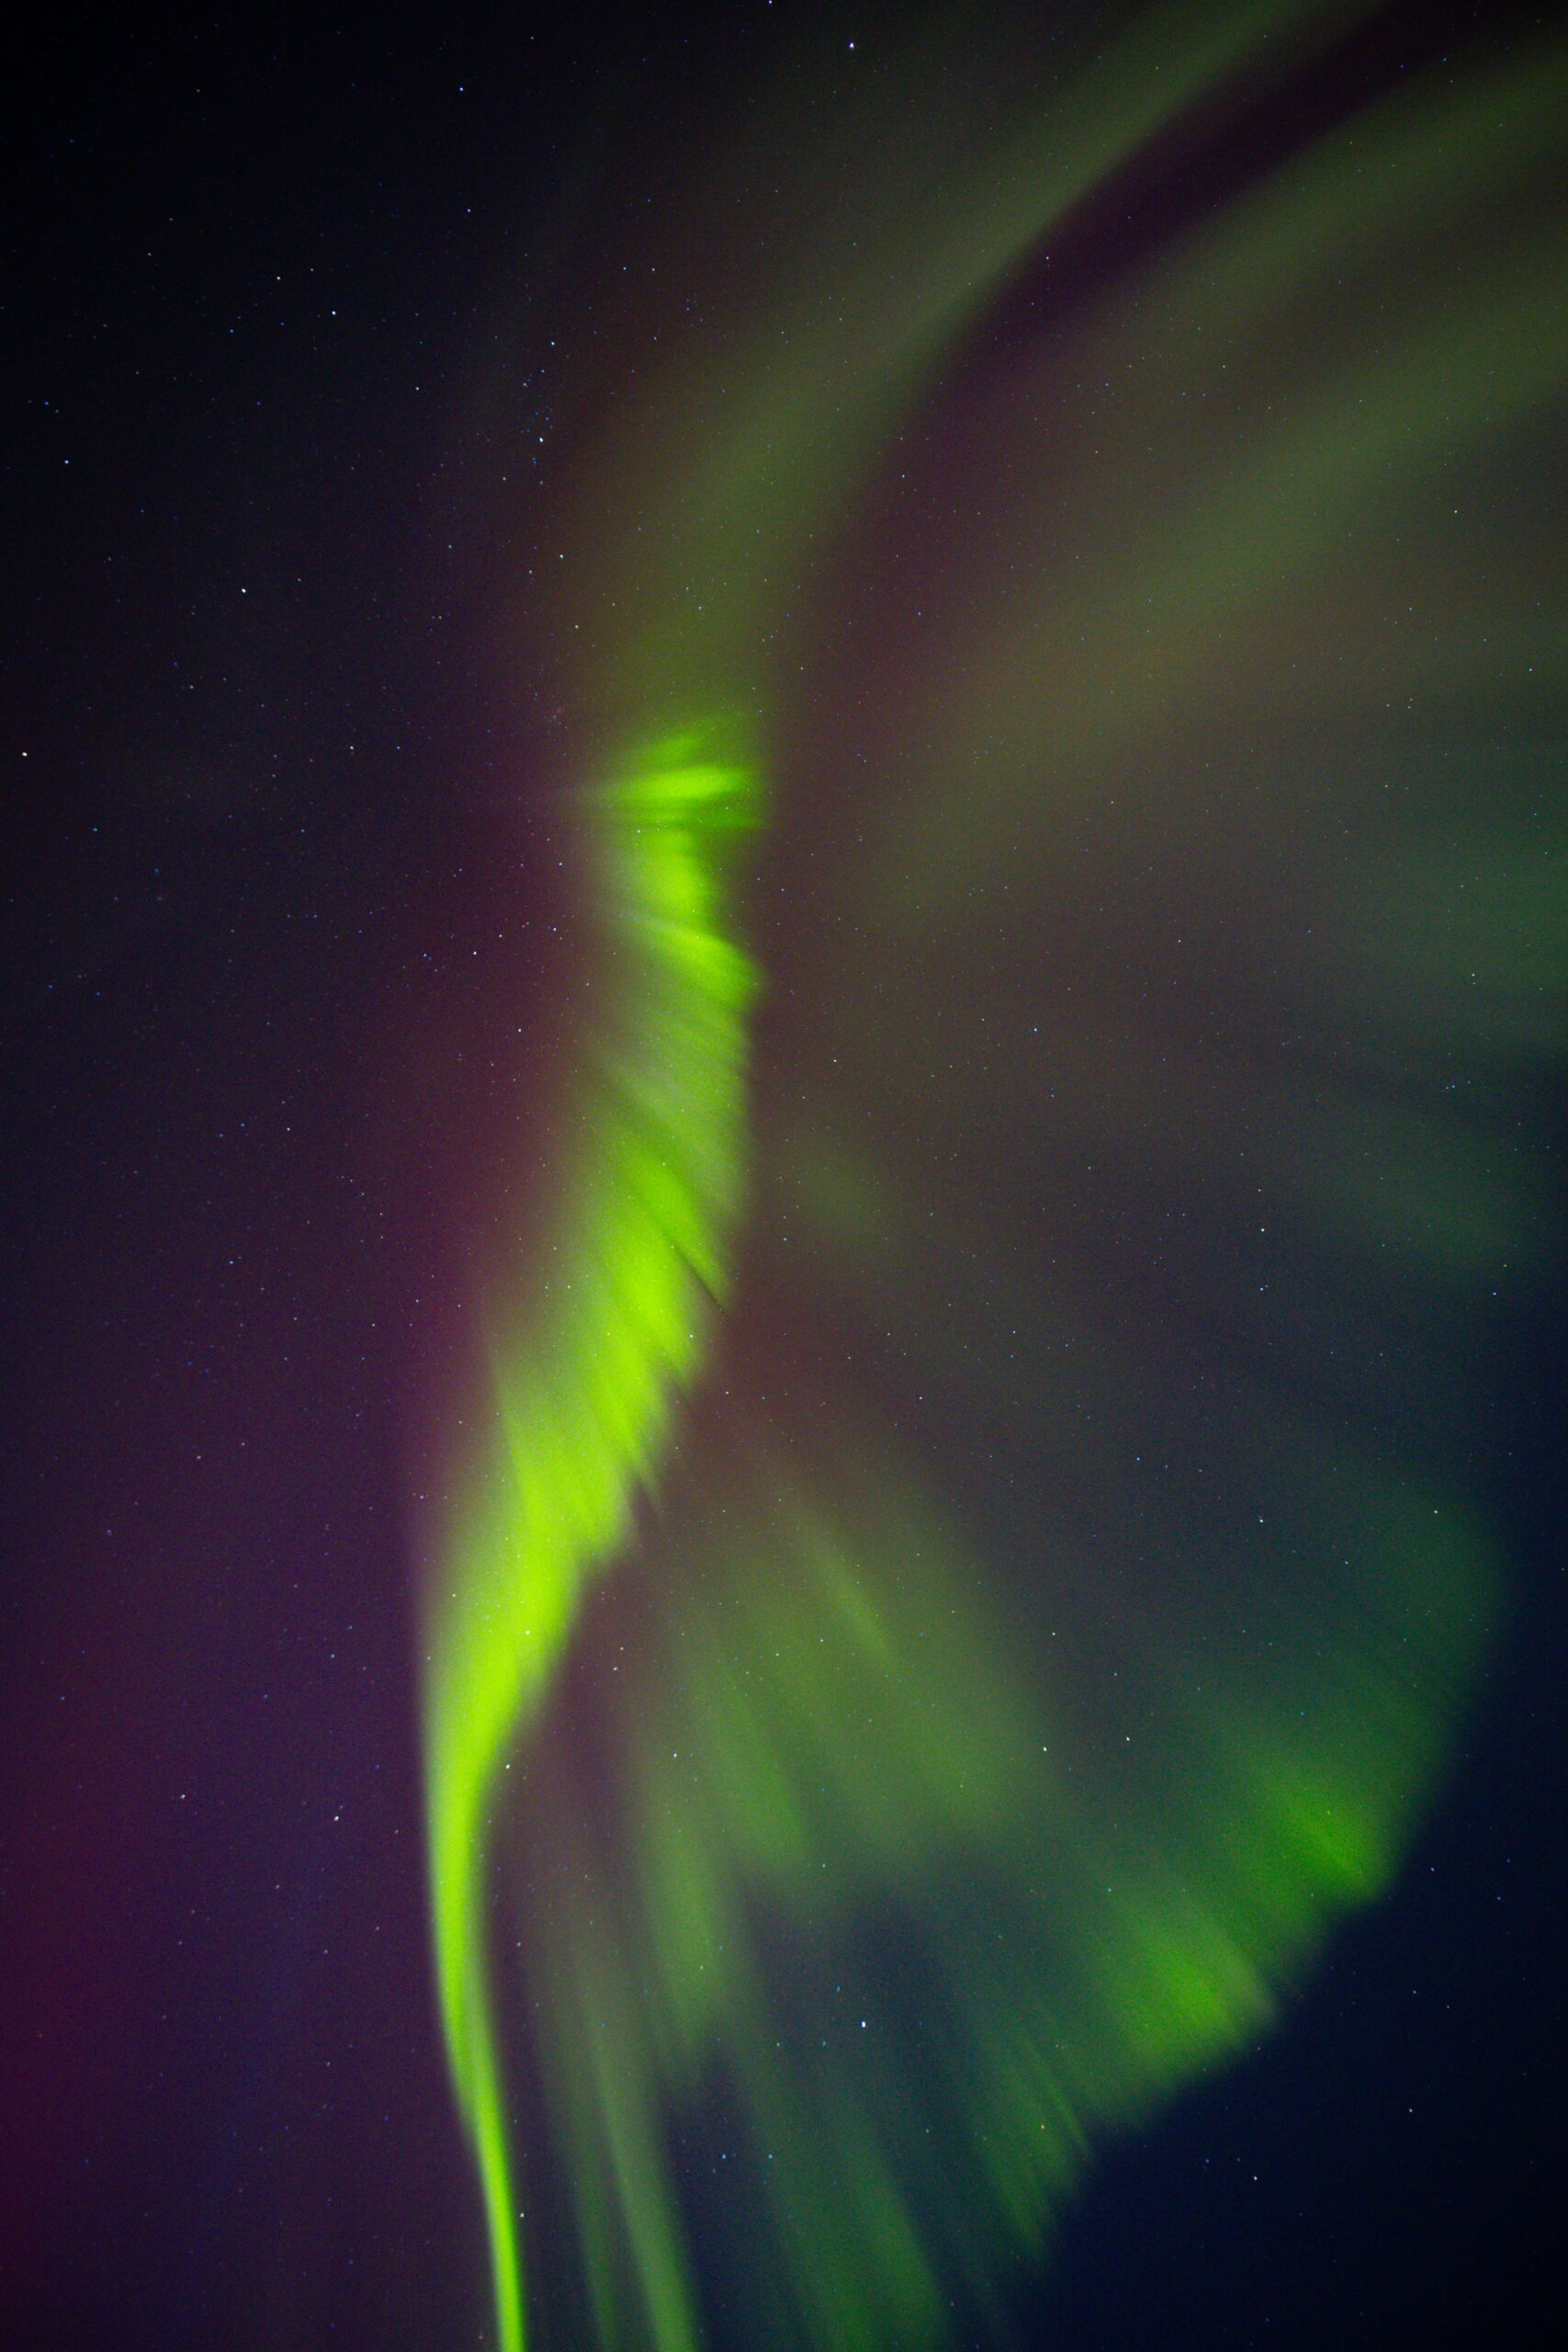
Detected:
[{"left": 418, "top": 8, "right": 1568, "bottom": 2347}]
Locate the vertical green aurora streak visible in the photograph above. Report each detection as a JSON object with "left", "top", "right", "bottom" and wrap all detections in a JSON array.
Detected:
[
  {"left": 423, "top": 737, "right": 762, "bottom": 2352},
  {"left": 420, "top": 8, "right": 1568, "bottom": 2348}
]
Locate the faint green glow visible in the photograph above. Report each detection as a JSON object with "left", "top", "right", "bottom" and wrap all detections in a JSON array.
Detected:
[{"left": 421, "top": 7, "right": 1567, "bottom": 2347}]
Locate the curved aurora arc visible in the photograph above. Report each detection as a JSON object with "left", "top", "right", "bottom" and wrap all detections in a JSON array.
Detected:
[{"left": 419, "top": 8, "right": 1568, "bottom": 2349}]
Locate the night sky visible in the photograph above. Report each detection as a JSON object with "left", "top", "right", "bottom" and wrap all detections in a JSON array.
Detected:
[{"left": 3, "top": 8, "right": 1563, "bottom": 2350}]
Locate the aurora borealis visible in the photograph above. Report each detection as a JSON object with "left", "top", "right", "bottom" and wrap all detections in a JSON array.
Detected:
[
  {"left": 4, "top": 6, "right": 1566, "bottom": 2349},
  {"left": 423, "top": 730, "right": 763, "bottom": 2351}
]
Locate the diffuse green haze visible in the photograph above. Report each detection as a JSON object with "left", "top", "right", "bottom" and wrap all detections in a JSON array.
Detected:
[{"left": 421, "top": 7, "right": 1568, "bottom": 2347}]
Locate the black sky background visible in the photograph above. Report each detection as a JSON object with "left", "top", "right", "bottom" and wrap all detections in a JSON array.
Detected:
[{"left": 2, "top": 8, "right": 1562, "bottom": 2348}]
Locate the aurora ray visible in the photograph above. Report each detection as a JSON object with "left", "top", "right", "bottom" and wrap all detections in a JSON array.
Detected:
[
  {"left": 417, "top": 8, "right": 1568, "bottom": 2348},
  {"left": 423, "top": 732, "right": 762, "bottom": 2352}
]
